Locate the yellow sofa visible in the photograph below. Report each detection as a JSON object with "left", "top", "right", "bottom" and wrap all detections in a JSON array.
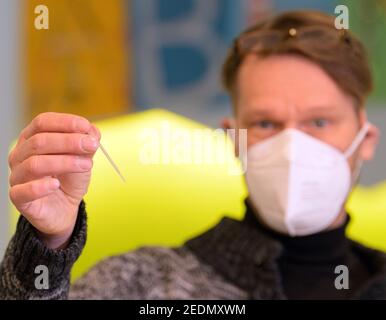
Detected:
[{"left": 9, "top": 109, "right": 386, "bottom": 281}]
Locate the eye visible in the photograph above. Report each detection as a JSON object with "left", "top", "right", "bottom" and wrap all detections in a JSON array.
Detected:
[
  {"left": 254, "top": 120, "right": 275, "bottom": 129},
  {"left": 311, "top": 118, "right": 329, "bottom": 128}
]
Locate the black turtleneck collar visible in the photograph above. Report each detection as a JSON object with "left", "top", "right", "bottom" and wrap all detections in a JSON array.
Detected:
[{"left": 242, "top": 199, "right": 351, "bottom": 264}]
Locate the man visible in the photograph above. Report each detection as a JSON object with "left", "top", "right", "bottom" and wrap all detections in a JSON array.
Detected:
[{"left": 1, "top": 10, "right": 386, "bottom": 300}]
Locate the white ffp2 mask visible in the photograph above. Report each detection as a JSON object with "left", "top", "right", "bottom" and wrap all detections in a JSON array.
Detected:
[{"left": 244, "top": 123, "right": 370, "bottom": 236}]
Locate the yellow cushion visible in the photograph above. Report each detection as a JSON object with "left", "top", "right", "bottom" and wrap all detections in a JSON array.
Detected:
[
  {"left": 9, "top": 109, "right": 386, "bottom": 281},
  {"left": 346, "top": 183, "right": 386, "bottom": 252}
]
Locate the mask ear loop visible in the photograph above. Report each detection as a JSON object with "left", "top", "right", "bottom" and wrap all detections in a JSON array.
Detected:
[
  {"left": 344, "top": 122, "right": 370, "bottom": 159},
  {"left": 343, "top": 122, "right": 370, "bottom": 187},
  {"left": 351, "top": 159, "right": 363, "bottom": 186}
]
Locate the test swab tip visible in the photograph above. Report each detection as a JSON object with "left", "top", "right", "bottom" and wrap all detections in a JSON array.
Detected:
[{"left": 99, "top": 143, "right": 126, "bottom": 183}]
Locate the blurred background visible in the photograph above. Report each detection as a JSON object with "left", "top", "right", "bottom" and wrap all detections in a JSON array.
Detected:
[{"left": 1, "top": 0, "right": 386, "bottom": 258}]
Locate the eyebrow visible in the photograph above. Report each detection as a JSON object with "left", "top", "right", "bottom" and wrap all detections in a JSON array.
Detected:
[
  {"left": 300, "top": 105, "right": 341, "bottom": 116},
  {"left": 245, "top": 105, "right": 339, "bottom": 118}
]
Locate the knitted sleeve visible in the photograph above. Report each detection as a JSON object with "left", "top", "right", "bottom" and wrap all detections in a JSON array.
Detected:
[{"left": 0, "top": 201, "right": 87, "bottom": 300}]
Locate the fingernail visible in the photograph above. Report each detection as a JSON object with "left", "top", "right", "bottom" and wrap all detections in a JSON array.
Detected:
[
  {"left": 77, "top": 157, "right": 92, "bottom": 170},
  {"left": 50, "top": 179, "right": 60, "bottom": 190},
  {"left": 81, "top": 136, "right": 98, "bottom": 152},
  {"left": 89, "top": 125, "right": 101, "bottom": 140}
]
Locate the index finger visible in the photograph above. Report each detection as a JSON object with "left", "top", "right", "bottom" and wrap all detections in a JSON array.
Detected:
[{"left": 21, "top": 112, "right": 92, "bottom": 141}]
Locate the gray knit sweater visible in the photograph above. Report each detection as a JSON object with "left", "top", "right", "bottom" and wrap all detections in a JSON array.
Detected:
[{"left": 1, "top": 201, "right": 386, "bottom": 300}]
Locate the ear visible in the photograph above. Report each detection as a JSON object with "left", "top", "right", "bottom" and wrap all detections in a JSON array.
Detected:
[
  {"left": 359, "top": 123, "right": 380, "bottom": 161},
  {"left": 221, "top": 117, "right": 241, "bottom": 157},
  {"left": 358, "top": 111, "right": 380, "bottom": 161},
  {"left": 221, "top": 117, "right": 235, "bottom": 130}
]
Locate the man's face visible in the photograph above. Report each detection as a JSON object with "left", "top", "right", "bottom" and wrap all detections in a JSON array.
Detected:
[{"left": 232, "top": 54, "right": 379, "bottom": 171}]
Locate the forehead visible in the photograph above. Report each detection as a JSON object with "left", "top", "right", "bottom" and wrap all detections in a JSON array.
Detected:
[{"left": 235, "top": 54, "right": 353, "bottom": 114}]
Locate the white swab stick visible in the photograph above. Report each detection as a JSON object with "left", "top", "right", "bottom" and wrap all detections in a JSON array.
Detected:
[{"left": 99, "top": 143, "right": 126, "bottom": 182}]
